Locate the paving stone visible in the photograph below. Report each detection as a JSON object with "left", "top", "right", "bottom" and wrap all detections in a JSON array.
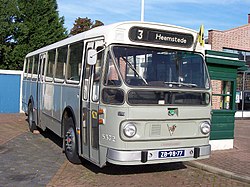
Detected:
[
  {"left": 0, "top": 130, "right": 65, "bottom": 186},
  {"left": 194, "top": 120, "right": 250, "bottom": 179}
]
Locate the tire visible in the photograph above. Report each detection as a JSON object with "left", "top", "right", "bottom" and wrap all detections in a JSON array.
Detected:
[
  {"left": 64, "top": 117, "right": 81, "bottom": 164},
  {"left": 28, "top": 103, "right": 37, "bottom": 132}
]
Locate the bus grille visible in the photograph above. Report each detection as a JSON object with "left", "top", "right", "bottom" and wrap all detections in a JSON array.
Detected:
[{"left": 151, "top": 124, "right": 161, "bottom": 136}]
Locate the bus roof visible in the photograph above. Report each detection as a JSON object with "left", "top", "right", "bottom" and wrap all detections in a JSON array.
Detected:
[{"left": 26, "top": 21, "right": 199, "bottom": 57}]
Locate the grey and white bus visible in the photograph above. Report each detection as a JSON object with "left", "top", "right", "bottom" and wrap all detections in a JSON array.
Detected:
[{"left": 22, "top": 21, "right": 211, "bottom": 167}]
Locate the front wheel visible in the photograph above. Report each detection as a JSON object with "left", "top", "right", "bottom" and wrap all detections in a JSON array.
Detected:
[
  {"left": 64, "top": 117, "right": 81, "bottom": 164},
  {"left": 28, "top": 103, "right": 37, "bottom": 132}
]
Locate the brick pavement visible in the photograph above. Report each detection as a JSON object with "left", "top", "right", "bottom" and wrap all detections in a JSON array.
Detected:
[
  {"left": 0, "top": 114, "right": 249, "bottom": 187},
  {"left": 0, "top": 113, "right": 27, "bottom": 145},
  {"left": 0, "top": 113, "right": 65, "bottom": 186},
  {"left": 188, "top": 120, "right": 250, "bottom": 184},
  {"left": 47, "top": 160, "right": 249, "bottom": 187},
  {"left": 47, "top": 119, "right": 250, "bottom": 187}
]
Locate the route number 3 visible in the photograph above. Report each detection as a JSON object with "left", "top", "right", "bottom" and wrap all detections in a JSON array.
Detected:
[{"left": 137, "top": 29, "right": 143, "bottom": 40}]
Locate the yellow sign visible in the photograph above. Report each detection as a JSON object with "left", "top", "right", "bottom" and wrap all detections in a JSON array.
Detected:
[
  {"left": 198, "top": 24, "right": 205, "bottom": 47},
  {"left": 92, "top": 111, "right": 98, "bottom": 119}
]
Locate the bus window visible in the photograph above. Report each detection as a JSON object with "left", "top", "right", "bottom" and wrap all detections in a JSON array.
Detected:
[
  {"left": 67, "top": 41, "right": 83, "bottom": 83},
  {"left": 46, "top": 49, "right": 56, "bottom": 82},
  {"left": 24, "top": 58, "right": 29, "bottom": 79},
  {"left": 32, "top": 55, "right": 39, "bottom": 81},
  {"left": 102, "top": 52, "right": 124, "bottom": 104},
  {"left": 55, "top": 46, "right": 68, "bottom": 82},
  {"left": 83, "top": 63, "right": 90, "bottom": 100},
  {"left": 102, "top": 88, "right": 124, "bottom": 104},
  {"left": 27, "top": 57, "right": 33, "bottom": 79},
  {"left": 92, "top": 47, "right": 103, "bottom": 102},
  {"left": 112, "top": 46, "right": 209, "bottom": 89},
  {"left": 104, "top": 52, "right": 121, "bottom": 86}
]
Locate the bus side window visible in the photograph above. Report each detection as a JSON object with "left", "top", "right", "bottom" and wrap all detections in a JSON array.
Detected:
[
  {"left": 24, "top": 58, "right": 29, "bottom": 79},
  {"left": 104, "top": 52, "right": 121, "bottom": 86},
  {"left": 55, "top": 46, "right": 68, "bottom": 82},
  {"left": 67, "top": 41, "right": 83, "bottom": 83},
  {"left": 46, "top": 49, "right": 56, "bottom": 82},
  {"left": 32, "top": 55, "right": 39, "bottom": 81},
  {"left": 27, "top": 57, "right": 33, "bottom": 79}
]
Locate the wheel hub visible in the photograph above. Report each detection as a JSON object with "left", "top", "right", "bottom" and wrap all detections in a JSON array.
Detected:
[{"left": 65, "top": 129, "right": 74, "bottom": 152}]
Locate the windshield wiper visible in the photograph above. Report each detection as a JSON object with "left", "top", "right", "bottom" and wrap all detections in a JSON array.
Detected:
[
  {"left": 121, "top": 57, "right": 148, "bottom": 85},
  {"left": 164, "top": 81, "right": 197, "bottom": 88}
]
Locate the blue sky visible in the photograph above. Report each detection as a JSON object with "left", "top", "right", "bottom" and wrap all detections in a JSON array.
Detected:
[{"left": 57, "top": 0, "right": 250, "bottom": 35}]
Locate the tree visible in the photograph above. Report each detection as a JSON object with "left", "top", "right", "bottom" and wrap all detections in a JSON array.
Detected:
[
  {"left": 0, "top": 0, "right": 67, "bottom": 70},
  {"left": 0, "top": 0, "right": 19, "bottom": 69},
  {"left": 70, "top": 17, "right": 104, "bottom": 36},
  {"left": 14, "top": 0, "right": 67, "bottom": 69},
  {"left": 92, "top": 20, "right": 104, "bottom": 29}
]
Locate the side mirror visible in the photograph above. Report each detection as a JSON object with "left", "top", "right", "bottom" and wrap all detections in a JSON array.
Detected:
[{"left": 87, "top": 49, "right": 97, "bottom": 65}]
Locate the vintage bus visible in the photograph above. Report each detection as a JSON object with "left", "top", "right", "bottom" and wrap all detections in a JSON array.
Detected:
[{"left": 22, "top": 21, "right": 211, "bottom": 167}]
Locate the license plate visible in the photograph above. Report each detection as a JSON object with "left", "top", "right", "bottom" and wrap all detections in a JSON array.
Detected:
[{"left": 158, "top": 150, "right": 185, "bottom": 158}]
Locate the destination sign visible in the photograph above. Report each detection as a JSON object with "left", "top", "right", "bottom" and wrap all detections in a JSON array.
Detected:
[{"left": 129, "top": 27, "right": 194, "bottom": 48}]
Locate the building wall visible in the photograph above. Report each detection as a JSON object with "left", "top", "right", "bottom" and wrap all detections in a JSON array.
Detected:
[
  {"left": 211, "top": 80, "right": 223, "bottom": 109},
  {"left": 208, "top": 14, "right": 250, "bottom": 116},
  {"left": 208, "top": 24, "right": 250, "bottom": 51},
  {"left": 207, "top": 15, "right": 250, "bottom": 149},
  {"left": 0, "top": 70, "right": 23, "bottom": 113}
]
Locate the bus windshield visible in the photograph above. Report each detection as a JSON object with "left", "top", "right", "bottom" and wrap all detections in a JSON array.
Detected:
[{"left": 112, "top": 46, "right": 209, "bottom": 89}]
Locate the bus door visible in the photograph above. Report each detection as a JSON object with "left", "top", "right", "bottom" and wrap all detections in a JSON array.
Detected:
[
  {"left": 82, "top": 39, "right": 104, "bottom": 164},
  {"left": 36, "top": 53, "right": 46, "bottom": 129}
]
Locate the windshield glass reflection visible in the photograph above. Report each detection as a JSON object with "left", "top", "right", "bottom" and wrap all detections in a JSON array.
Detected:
[{"left": 112, "top": 46, "right": 209, "bottom": 89}]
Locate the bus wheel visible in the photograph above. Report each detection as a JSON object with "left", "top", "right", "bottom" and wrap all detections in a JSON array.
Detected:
[
  {"left": 64, "top": 118, "right": 81, "bottom": 164},
  {"left": 28, "top": 103, "right": 37, "bottom": 132}
]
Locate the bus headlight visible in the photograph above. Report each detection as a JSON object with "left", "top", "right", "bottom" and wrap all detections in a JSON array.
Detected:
[
  {"left": 200, "top": 121, "right": 211, "bottom": 135},
  {"left": 123, "top": 123, "right": 137, "bottom": 138}
]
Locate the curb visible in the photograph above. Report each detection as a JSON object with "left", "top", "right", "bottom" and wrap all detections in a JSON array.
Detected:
[{"left": 185, "top": 161, "right": 250, "bottom": 184}]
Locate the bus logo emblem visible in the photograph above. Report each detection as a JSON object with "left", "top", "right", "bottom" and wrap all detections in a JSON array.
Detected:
[
  {"left": 167, "top": 124, "right": 177, "bottom": 136},
  {"left": 168, "top": 109, "right": 176, "bottom": 116}
]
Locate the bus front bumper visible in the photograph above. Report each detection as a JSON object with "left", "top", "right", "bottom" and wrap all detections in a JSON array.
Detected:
[{"left": 106, "top": 144, "right": 211, "bottom": 165}]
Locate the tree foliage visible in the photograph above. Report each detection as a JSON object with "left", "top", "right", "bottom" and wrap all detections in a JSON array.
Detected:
[
  {"left": 0, "top": 0, "right": 67, "bottom": 70},
  {"left": 0, "top": 0, "right": 19, "bottom": 69},
  {"left": 70, "top": 17, "right": 104, "bottom": 36}
]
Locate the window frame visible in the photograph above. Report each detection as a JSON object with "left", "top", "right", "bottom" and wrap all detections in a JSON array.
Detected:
[
  {"left": 45, "top": 49, "right": 57, "bottom": 82},
  {"left": 211, "top": 79, "right": 234, "bottom": 110},
  {"left": 54, "top": 45, "right": 68, "bottom": 83},
  {"left": 91, "top": 46, "right": 104, "bottom": 102},
  {"left": 66, "top": 41, "right": 84, "bottom": 85},
  {"left": 27, "top": 57, "right": 33, "bottom": 79},
  {"left": 32, "top": 55, "right": 39, "bottom": 81}
]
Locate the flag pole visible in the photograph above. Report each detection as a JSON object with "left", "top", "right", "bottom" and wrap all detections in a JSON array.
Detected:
[{"left": 141, "top": 0, "right": 144, "bottom": 22}]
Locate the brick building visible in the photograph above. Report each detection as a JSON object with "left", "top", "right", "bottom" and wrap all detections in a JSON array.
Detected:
[
  {"left": 208, "top": 14, "right": 250, "bottom": 54},
  {"left": 208, "top": 14, "right": 250, "bottom": 118}
]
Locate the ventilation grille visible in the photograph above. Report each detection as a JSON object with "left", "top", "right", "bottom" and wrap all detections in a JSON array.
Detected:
[{"left": 151, "top": 124, "right": 161, "bottom": 136}]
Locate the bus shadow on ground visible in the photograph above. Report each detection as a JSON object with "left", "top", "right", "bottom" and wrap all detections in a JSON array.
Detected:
[
  {"left": 81, "top": 158, "right": 187, "bottom": 175},
  {"left": 38, "top": 128, "right": 63, "bottom": 148},
  {"left": 24, "top": 118, "right": 63, "bottom": 148}
]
